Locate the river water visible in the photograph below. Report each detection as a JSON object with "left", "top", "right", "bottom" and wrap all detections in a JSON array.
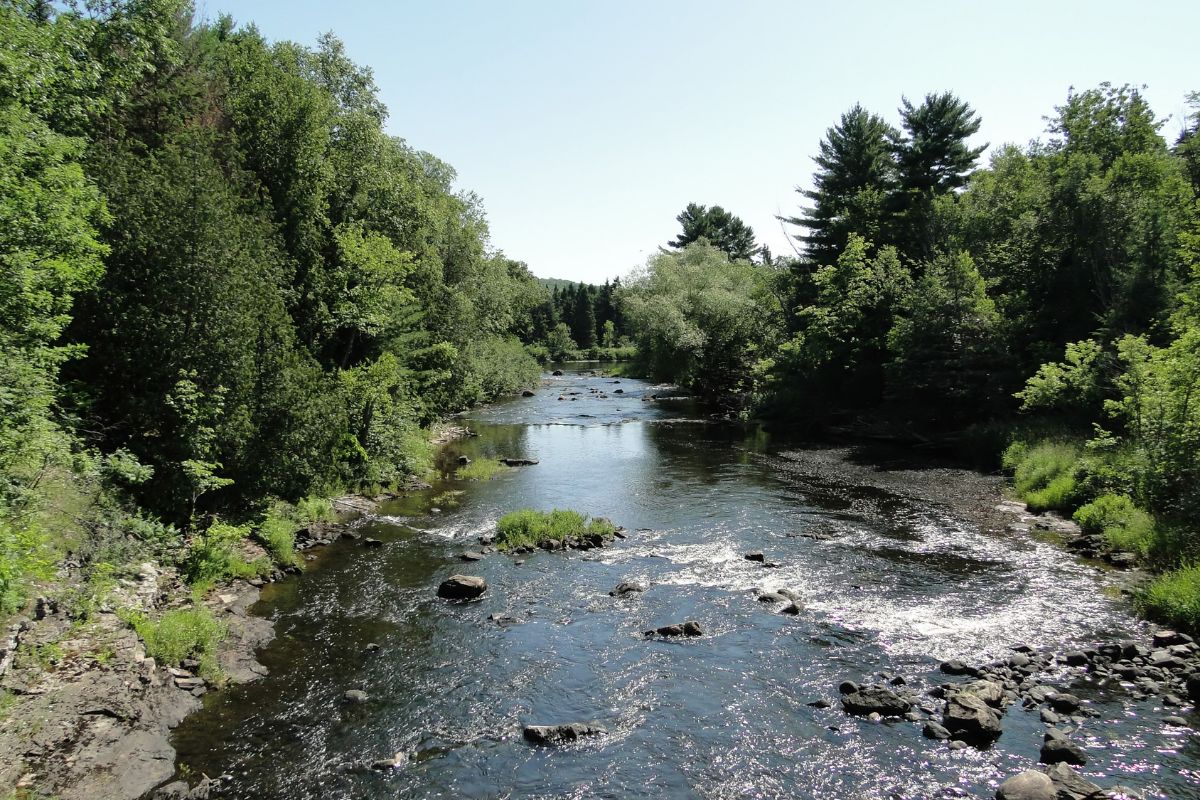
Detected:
[{"left": 168, "top": 367, "right": 1200, "bottom": 799}]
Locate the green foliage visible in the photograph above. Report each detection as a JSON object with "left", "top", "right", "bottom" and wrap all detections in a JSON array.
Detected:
[
  {"left": 1002, "top": 440, "right": 1081, "bottom": 512},
  {"left": 495, "top": 509, "right": 617, "bottom": 552},
  {"left": 668, "top": 203, "right": 760, "bottom": 262},
  {"left": 455, "top": 458, "right": 508, "bottom": 481},
  {"left": 124, "top": 606, "right": 225, "bottom": 678},
  {"left": 1139, "top": 564, "right": 1200, "bottom": 631},
  {"left": 1073, "top": 494, "right": 1156, "bottom": 555},
  {"left": 181, "top": 521, "right": 266, "bottom": 589},
  {"left": 0, "top": 519, "right": 52, "bottom": 617},
  {"left": 623, "top": 242, "right": 782, "bottom": 400}
]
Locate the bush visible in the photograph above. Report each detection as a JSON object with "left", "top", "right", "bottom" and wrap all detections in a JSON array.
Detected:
[
  {"left": 0, "top": 521, "right": 51, "bottom": 618},
  {"left": 1072, "top": 494, "right": 1156, "bottom": 555},
  {"left": 1139, "top": 564, "right": 1200, "bottom": 631},
  {"left": 1002, "top": 440, "right": 1081, "bottom": 512},
  {"left": 181, "top": 521, "right": 267, "bottom": 589},
  {"left": 125, "top": 606, "right": 225, "bottom": 678},
  {"left": 495, "top": 509, "right": 616, "bottom": 551}
]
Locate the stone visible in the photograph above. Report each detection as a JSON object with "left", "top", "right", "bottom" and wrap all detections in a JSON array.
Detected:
[
  {"left": 1164, "top": 715, "right": 1189, "bottom": 727},
  {"left": 744, "top": 551, "right": 765, "bottom": 563},
  {"left": 647, "top": 621, "right": 703, "bottom": 638},
  {"left": 457, "top": 455, "right": 471, "bottom": 465},
  {"left": 807, "top": 699, "right": 832, "bottom": 709},
  {"left": 501, "top": 457, "right": 539, "bottom": 466},
  {"left": 521, "top": 389, "right": 536, "bottom": 397},
  {"left": 609, "top": 581, "right": 646, "bottom": 596},
  {"left": 363, "top": 538, "right": 384, "bottom": 548},
  {"left": 1048, "top": 693, "right": 1082, "bottom": 714},
  {"left": 943, "top": 692, "right": 1003, "bottom": 744},
  {"left": 371, "top": 751, "right": 409, "bottom": 770},
  {"left": 940, "top": 660, "right": 981, "bottom": 677},
  {"left": 996, "top": 770, "right": 1055, "bottom": 800},
  {"left": 436, "top": 575, "right": 487, "bottom": 600},
  {"left": 460, "top": 551, "right": 485, "bottom": 561},
  {"left": 1039, "top": 762, "right": 1103, "bottom": 800},
  {"left": 1062, "top": 651, "right": 1090, "bottom": 666},
  {"left": 840, "top": 684, "right": 911, "bottom": 717},
  {"left": 523, "top": 722, "right": 605, "bottom": 744},
  {"left": 1040, "top": 733, "right": 1087, "bottom": 766},
  {"left": 956, "top": 679, "right": 1005, "bottom": 708},
  {"left": 757, "top": 591, "right": 787, "bottom": 603},
  {"left": 343, "top": 689, "right": 369, "bottom": 704},
  {"left": 780, "top": 602, "right": 803, "bottom": 616},
  {"left": 551, "top": 369, "right": 564, "bottom": 376},
  {"left": 923, "top": 721, "right": 952, "bottom": 740}
]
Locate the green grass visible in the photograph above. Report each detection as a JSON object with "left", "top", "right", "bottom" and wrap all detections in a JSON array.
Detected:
[
  {"left": 1139, "top": 564, "right": 1200, "bottom": 631},
  {"left": 456, "top": 458, "right": 508, "bottom": 481},
  {"left": 495, "top": 509, "right": 617, "bottom": 551},
  {"left": 123, "top": 606, "right": 226, "bottom": 679},
  {"left": 1002, "top": 440, "right": 1081, "bottom": 512},
  {"left": 1073, "top": 493, "right": 1156, "bottom": 556},
  {"left": 182, "top": 521, "right": 271, "bottom": 591}
]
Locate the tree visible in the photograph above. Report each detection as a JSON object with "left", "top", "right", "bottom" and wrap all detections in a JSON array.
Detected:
[
  {"left": 783, "top": 105, "right": 898, "bottom": 263},
  {"left": 892, "top": 92, "right": 986, "bottom": 258},
  {"left": 668, "top": 203, "right": 759, "bottom": 262}
]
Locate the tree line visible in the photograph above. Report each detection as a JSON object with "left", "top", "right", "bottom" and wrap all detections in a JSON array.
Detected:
[{"left": 621, "top": 84, "right": 1200, "bottom": 626}]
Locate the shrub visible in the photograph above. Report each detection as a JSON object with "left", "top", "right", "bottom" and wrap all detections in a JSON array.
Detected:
[
  {"left": 0, "top": 521, "right": 51, "bottom": 619},
  {"left": 455, "top": 458, "right": 507, "bottom": 481},
  {"left": 1002, "top": 440, "right": 1081, "bottom": 512},
  {"left": 1073, "top": 494, "right": 1156, "bottom": 556},
  {"left": 181, "top": 521, "right": 267, "bottom": 589},
  {"left": 124, "top": 606, "right": 225, "bottom": 678},
  {"left": 294, "top": 496, "right": 335, "bottom": 524},
  {"left": 1139, "top": 564, "right": 1200, "bottom": 631},
  {"left": 495, "top": 508, "right": 616, "bottom": 551}
]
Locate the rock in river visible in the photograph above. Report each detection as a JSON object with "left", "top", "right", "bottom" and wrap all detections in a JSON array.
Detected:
[
  {"left": 501, "top": 458, "right": 539, "bottom": 466},
  {"left": 1039, "top": 731, "right": 1087, "bottom": 766},
  {"left": 840, "top": 684, "right": 910, "bottom": 717},
  {"left": 523, "top": 722, "right": 606, "bottom": 744},
  {"left": 437, "top": 575, "right": 487, "bottom": 600},
  {"left": 943, "top": 692, "right": 1003, "bottom": 744},
  {"left": 996, "top": 770, "right": 1055, "bottom": 800},
  {"left": 646, "top": 621, "right": 703, "bottom": 638},
  {"left": 343, "top": 689, "right": 369, "bottom": 704},
  {"left": 609, "top": 581, "right": 646, "bottom": 596}
]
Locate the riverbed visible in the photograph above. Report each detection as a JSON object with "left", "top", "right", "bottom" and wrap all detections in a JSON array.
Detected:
[{"left": 165, "top": 367, "right": 1200, "bottom": 798}]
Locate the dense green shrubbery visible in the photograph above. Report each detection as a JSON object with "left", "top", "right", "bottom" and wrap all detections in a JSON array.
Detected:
[
  {"left": 181, "top": 522, "right": 268, "bottom": 590},
  {"left": 1002, "top": 441, "right": 1081, "bottom": 512},
  {"left": 1140, "top": 565, "right": 1200, "bottom": 631},
  {"left": 455, "top": 459, "right": 508, "bottom": 481},
  {"left": 1073, "top": 494, "right": 1156, "bottom": 556},
  {"left": 495, "top": 509, "right": 617, "bottom": 551}
]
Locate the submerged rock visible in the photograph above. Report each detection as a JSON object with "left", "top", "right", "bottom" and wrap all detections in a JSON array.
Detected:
[
  {"left": 646, "top": 621, "right": 703, "bottom": 638},
  {"left": 521, "top": 389, "right": 535, "bottom": 397},
  {"left": 436, "top": 575, "right": 487, "bottom": 600},
  {"left": 996, "top": 770, "right": 1055, "bottom": 800},
  {"left": 609, "top": 581, "right": 646, "bottom": 597},
  {"left": 371, "top": 751, "right": 409, "bottom": 770},
  {"left": 523, "top": 722, "right": 605, "bottom": 744}
]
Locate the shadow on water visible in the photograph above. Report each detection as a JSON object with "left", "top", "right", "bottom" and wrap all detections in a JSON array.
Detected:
[{"left": 162, "top": 365, "right": 1195, "bottom": 799}]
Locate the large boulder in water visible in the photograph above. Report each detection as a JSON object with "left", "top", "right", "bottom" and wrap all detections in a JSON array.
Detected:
[
  {"left": 437, "top": 575, "right": 487, "bottom": 600},
  {"left": 996, "top": 770, "right": 1055, "bottom": 800},
  {"left": 943, "top": 692, "right": 1003, "bottom": 744},
  {"left": 1040, "top": 762, "right": 1102, "bottom": 799},
  {"left": 1039, "top": 731, "right": 1087, "bottom": 766},
  {"left": 956, "top": 679, "right": 1005, "bottom": 708},
  {"left": 645, "top": 621, "right": 703, "bottom": 638},
  {"left": 523, "top": 722, "right": 605, "bottom": 744},
  {"left": 840, "top": 684, "right": 910, "bottom": 717}
]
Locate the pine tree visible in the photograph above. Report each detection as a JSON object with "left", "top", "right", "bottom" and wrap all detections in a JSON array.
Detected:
[{"left": 668, "top": 203, "right": 759, "bottom": 262}]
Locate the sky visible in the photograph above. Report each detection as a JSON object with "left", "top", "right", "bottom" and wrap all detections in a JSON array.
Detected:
[{"left": 200, "top": 0, "right": 1199, "bottom": 284}]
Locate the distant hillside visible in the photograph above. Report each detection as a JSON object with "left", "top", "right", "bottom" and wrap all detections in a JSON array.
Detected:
[{"left": 538, "top": 277, "right": 585, "bottom": 291}]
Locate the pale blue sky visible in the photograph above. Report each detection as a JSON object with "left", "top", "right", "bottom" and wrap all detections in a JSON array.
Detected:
[{"left": 201, "top": 0, "right": 1199, "bottom": 283}]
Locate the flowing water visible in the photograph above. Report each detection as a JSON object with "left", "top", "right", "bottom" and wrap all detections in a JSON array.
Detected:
[{"left": 167, "top": 366, "right": 1200, "bottom": 799}]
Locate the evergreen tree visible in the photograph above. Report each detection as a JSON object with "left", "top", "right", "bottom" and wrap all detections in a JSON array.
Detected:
[
  {"left": 668, "top": 203, "right": 759, "bottom": 262},
  {"left": 783, "top": 105, "right": 898, "bottom": 263}
]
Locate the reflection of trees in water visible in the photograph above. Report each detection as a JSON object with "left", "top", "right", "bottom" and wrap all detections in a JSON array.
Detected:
[
  {"left": 462, "top": 423, "right": 530, "bottom": 462},
  {"left": 643, "top": 421, "right": 774, "bottom": 486}
]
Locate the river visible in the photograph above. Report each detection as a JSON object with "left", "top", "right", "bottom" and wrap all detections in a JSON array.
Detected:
[{"left": 166, "top": 366, "right": 1200, "bottom": 799}]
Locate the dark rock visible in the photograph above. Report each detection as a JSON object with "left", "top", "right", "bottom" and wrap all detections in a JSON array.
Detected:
[
  {"left": 1039, "top": 762, "right": 1103, "bottom": 800},
  {"left": 838, "top": 680, "right": 859, "bottom": 695},
  {"left": 614, "top": 388, "right": 624, "bottom": 394},
  {"left": 609, "top": 581, "right": 646, "bottom": 597},
  {"left": 365, "top": 642, "right": 381, "bottom": 653},
  {"left": 363, "top": 538, "right": 383, "bottom": 548},
  {"left": 1106, "top": 551, "right": 1138, "bottom": 568},
  {"left": 1040, "top": 708, "right": 1061, "bottom": 725},
  {"left": 1062, "top": 651, "right": 1090, "bottom": 666},
  {"left": 996, "top": 770, "right": 1056, "bottom": 800},
  {"left": 1048, "top": 693, "right": 1082, "bottom": 714},
  {"left": 523, "top": 722, "right": 605, "bottom": 744},
  {"left": 841, "top": 684, "right": 911, "bottom": 717},
  {"left": 940, "top": 660, "right": 981, "bottom": 677},
  {"left": 807, "top": 699, "right": 832, "bottom": 709},
  {"left": 923, "top": 721, "right": 952, "bottom": 740},
  {"left": 955, "top": 679, "right": 1005, "bottom": 708},
  {"left": 1186, "top": 674, "right": 1200, "bottom": 702},
  {"left": 780, "top": 602, "right": 803, "bottom": 616},
  {"left": 757, "top": 591, "right": 787, "bottom": 603},
  {"left": 551, "top": 370, "right": 563, "bottom": 376},
  {"left": 460, "top": 551, "right": 485, "bottom": 561},
  {"left": 436, "top": 575, "right": 487, "bottom": 600},
  {"left": 943, "top": 692, "right": 1003, "bottom": 744},
  {"left": 501, "top": 458, "right": 539, "bottom": 466},
  {"left": 646, "top": 621, "right": 703, "bottom": 638},
  {"left": 1040, "top": 734, "right": 1087, "bottom": 766},
  {"left": 1009, "top": 654, "right": 1032, "bottom": 669},
  {"left": 343, "top": 689, "right": 369, "bottom": 704},
  {"left": 521, "top": 389, "right": 536, "bottom": 397},
  {"left": 1164, "top": 715, "right": 1189, "bottom": 727},
  {"left": 744, "top": 551, "right": 765, "bottom": 563}
]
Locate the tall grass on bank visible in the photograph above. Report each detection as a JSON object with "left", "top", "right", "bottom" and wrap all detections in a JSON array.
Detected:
[
  {"left": 495, "top": 509, "right": 616, "bottom": 551},
  {"left": 1073, "top": 494, "right": 1156, "bottom": 556},
  {"left": 1002, "top": 440, "right": 1080, "bottom": 512},
  {"left": 1140, "top": 565, "right": 1200, "bottom": 631},
  {"left": 456, "top": 458, "right": 508, "bottom": 481},
  {"left": 121, "top": 606, "right": 226, "bottom": 679}
]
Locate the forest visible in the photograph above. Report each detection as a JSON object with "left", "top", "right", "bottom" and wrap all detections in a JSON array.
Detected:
[{"left": 2, "top": 0, "right": 1200, "bottom": 647}]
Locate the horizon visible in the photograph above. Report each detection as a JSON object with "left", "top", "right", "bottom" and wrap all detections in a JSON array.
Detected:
[{"left": 202, "top": 1, "right": 1200, "bottom": 284}]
